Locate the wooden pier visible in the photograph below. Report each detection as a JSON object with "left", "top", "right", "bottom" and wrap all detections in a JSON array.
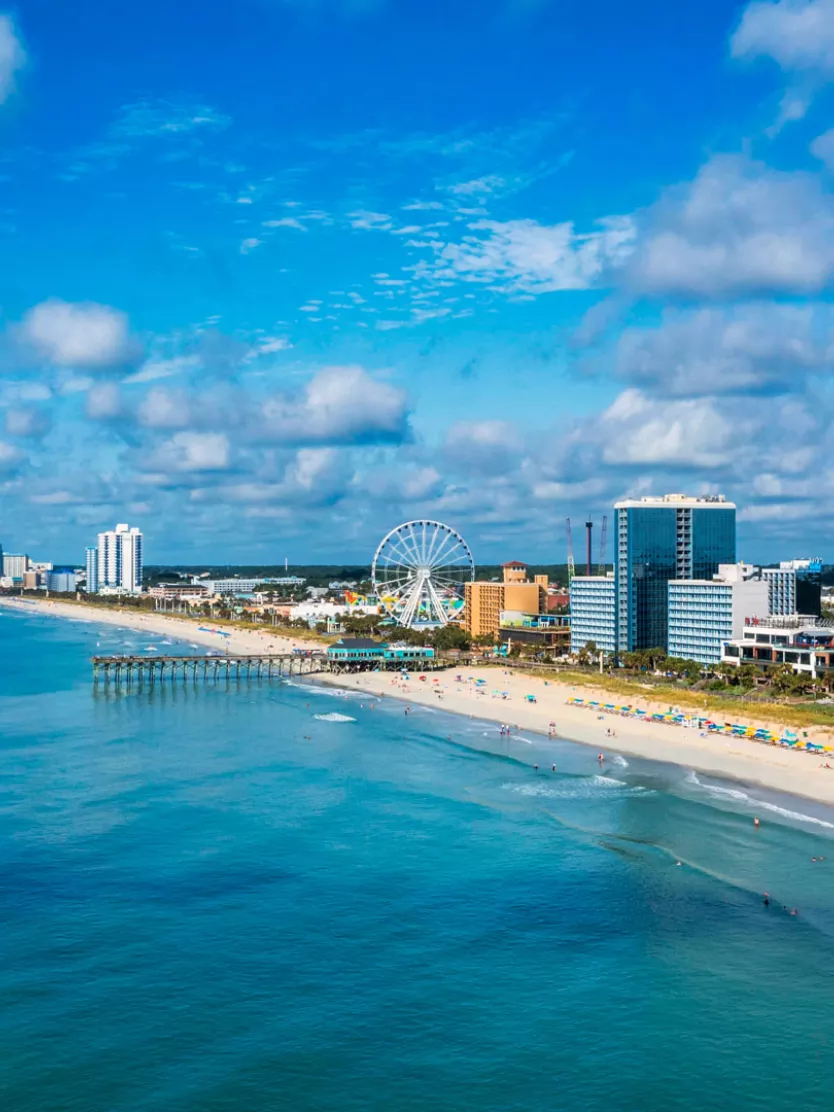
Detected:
[{"left": 92, "top": 652, "right": 326, "bottom": 686}]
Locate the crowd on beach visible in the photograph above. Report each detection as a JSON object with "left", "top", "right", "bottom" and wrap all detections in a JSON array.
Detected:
[{"left": 566, "top": 696, "right": 832, "bottom": 755}]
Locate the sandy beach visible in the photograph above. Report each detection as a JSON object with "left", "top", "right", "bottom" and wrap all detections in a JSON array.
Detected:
[
  {"left": 0, "top": 596, "right": 312, "bottom": 655},
  {"left": 5, "top": 595, "right": 834, "bottom": 807}
]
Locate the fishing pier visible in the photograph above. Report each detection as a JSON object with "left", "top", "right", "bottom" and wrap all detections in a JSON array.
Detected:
[{"left": 92, "top": 652, "right": 326, "bottom": 686}]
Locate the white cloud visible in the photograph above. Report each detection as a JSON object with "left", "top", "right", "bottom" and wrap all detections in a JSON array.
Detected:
[
  {"left": 5, "top": 406, "right": 50, "bottom": 439},
  {"left": 610, "top": 304, "right": 834, "bottom": 395},
  {"left": 18, "top": 300, "right": 137, "bottom": 370},
  {"left": 85, "top": 382, "right": 122, "bottom": 420},
  {"left": 627, "top": 154, "right": 834, "bottom": 297},
  {"left": 151, "top": 431, "right": 231, "bottom": 472},
  {"left": 444, "top": 420, "right": 522, "bottom": 475},
  {"left": 125, "top": 354, "right": 201, "bottom": 384},
  {"left": 421, "top": 215, "right": 635, "bottom": 294},
  {"left": 263, "top": 217, "right": 306, "bottom": 231},
  {"left": 597, "top": 390, "right": 737, "bottom": 468},
  {"left": 138, "top": 388, "right": 191, "bottom": 429},
  {"left": 732, "top": 0, "right": 834, "bottom": 74},
  {"left": 732, "top": 0, "right": 834, "bottom": 126},
  {"left": 240, "top": 237, "right": 262, "bottom": 254},
  {"left": 0, "top": 14, "right": 25, "bottom": 105},
  {"left": 259, "top": 365, "right": 409, "bottom": 445},
  {"left": 348, "top": 210, "right": 394, "bottom": 231},
  {"left": 811, "top": 127, "right": 834, "bottom": 168}
]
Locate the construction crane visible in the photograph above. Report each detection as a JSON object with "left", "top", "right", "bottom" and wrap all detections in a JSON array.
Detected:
[
  {"left": 566, "top": 517, "right": 576, "bottom": 583},
  {"left": 597, "top": 514, "right": 608, "bottom": 576}
]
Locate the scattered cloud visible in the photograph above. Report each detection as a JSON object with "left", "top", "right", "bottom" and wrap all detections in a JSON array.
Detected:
[
  {"left": 258, "top": 365, "right": 409, "bottom": 446},
  {"left": 0, "top": 14, "right": 25, "bottom": 105},
  {"left": 16, "top": 300, "right": 139, "bottom": 371},
  {"left": 609, "top": 304, "right": 834, "bottom": 396},
  {"left": 731, "top": 0, "right": 834, "bottom": 126},
  {"left": 111, "top": 99, "right": 231, "bottom": 139},
  {"left": 626, "top": 154, "right": 834, "bottom": 297},
  {"left": 411, "top": 215, "right": 635, "bottom": 294},
  {"left": 148, "top": 431, "right": 231, "bottom": 472}
]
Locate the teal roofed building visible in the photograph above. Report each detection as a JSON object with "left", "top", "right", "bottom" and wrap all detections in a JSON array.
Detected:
[{"left": 326, "top": 638, "right": 436, "bottom": 669}]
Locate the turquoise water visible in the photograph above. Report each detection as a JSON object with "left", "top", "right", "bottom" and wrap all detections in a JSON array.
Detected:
[{"left": 2, "top": 609, "right": 834, "bottom": 1110}]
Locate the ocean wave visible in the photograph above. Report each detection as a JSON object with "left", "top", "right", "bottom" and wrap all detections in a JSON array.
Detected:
[
  {"left": 314, "top": 712, "right": 356, "bottom": 723},
  {"left": 611, "top": 755, "right": 629, "bottom": 768},
  {"left": 686, "top": 771, "right": 834, "bottom": 830},
  {"left": 502, "top": 778, "right": 651, "bottom": 801}
]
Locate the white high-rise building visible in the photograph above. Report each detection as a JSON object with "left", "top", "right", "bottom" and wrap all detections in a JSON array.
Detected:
[
  {"left": 667, "top": 563, "right": 769, "bottom": 665},
  {"left": 85, "top": 546, "right": 98, "bottom": 593},
  {"left": 95, "top": 523, "right": 144, "bottom": 594}
]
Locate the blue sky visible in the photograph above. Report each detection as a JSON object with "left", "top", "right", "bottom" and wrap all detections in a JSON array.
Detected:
[{"left": 2, "top": 0, "right": 834, "bottom": 563}]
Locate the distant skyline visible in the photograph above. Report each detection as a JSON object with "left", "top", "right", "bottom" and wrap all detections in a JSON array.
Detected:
[{"left": 2, "top": 1, "right": 834, "bottom": 561}]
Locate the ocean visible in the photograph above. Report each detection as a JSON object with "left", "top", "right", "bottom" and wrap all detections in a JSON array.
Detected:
[{"left": 1, "top": 607, "right": 833, "bottom": 1111}]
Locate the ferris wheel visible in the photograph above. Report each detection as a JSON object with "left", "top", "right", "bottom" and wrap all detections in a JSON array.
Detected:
[{"left": 372, "top": 520, "right": 475, "bottom": 628}]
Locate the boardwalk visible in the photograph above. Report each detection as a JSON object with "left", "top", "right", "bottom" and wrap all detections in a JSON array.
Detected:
[{"left": 92, "top": 652, "right": 325, "bottom": 686}]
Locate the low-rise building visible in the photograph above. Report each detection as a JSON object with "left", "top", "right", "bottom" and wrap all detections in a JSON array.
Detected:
[
  {"left": 326, "top": 638, "right": 436, "bottom": 668},
  {"left": 667, "top": 563, "right": 769, "bottom": 665},
  {"left": 722, "top": 617, "right": 834, "bottom": 677},
  {"left": 464, "top": 564, "right": 546, "bottom": 640},
  {"left": 498, "top": 612, "right": 571, "bottom": 653},
  {"left": 149, "top": 583, "right": 211, "bottom": 600},
  {"left": 569, "top": 575, "right": 615, "bottom": 653},
  {"left": 46, "top": 567, "right": 77, "bottom": 593}
]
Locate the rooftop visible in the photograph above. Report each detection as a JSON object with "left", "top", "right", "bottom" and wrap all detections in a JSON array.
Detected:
[
  {"left": 331, "top": 637, "right": 382, "bottom": 649},
  {"left": 615, "top": 493, "right": 735, "bottom": 510}
]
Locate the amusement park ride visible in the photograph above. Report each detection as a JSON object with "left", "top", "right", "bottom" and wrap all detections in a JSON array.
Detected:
[{"left": 372, "top": 520, "right": 475, "bottom": 630}]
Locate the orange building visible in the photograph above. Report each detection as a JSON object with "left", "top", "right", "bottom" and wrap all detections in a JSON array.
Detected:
[{"left": 464, "top": 563, "right": 546, "bottom": 639}]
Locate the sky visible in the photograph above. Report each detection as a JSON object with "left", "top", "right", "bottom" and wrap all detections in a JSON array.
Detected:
[{"left": 2, "top": 0, "right": 834, "bottom": 564}]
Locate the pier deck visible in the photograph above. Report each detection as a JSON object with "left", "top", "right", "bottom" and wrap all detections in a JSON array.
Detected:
[{"left": 91, "top": 652, "right": 325, "bottom": 685}]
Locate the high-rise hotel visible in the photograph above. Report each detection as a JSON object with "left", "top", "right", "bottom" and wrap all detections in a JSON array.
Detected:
[
  {"left": 89, "top": 523, "right": 144, "bottom": 594},
  {"left": 571, "top": 494, "right": 738, "bottom": 659},
  {"left": 614, "top": 494, "right": 736, "bottom": 652}
]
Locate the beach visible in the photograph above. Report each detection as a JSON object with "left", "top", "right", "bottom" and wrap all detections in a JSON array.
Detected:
[{"left": 5, "top": 595, "right": 834, "bottom": 805}]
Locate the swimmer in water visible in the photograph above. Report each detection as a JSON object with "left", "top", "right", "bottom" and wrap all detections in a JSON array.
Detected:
[
  {"left": 533, "top": 763, "right": 538, "bottom": 771},
  {"left": 754, "top": 816, "right": 760, "bottom": 829},
  {"left": 551, "top": 764, "right": 556, "bottom": 772},
  {"left": 598, "top": 753, "right": 604, "bottom": 764},
  {"left": 763, "top": 893, "right": 770, "bottom": 906}
]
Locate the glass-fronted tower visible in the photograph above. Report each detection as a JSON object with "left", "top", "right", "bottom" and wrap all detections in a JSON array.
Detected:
[{"left": 614, "top": 494, "right": 736, "bottom": 652}]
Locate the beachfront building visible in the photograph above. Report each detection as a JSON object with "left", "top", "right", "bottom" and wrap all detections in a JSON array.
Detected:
[
  {"left": 193, "top": 576, "right": 306, "bottom": 595},
  {"left": 2, "top": 553, "right": 28, "bottom": 580},
  {"left": 85, "top": 546, "right": 98, "bottom": 593},
  {"left": 95, "top": 523, "right": 144, "bottom": 594},
  {"left": 722, "top": 617, "right": 834, "bottom": 678},
  {"left": 667, "top": 563, "right": 769, "bottom": 665},
  {"left": 614, "top": 494, "right": 736, "bottom": 652},
  {"left": 464, "top": 564, "right": 547, "bottom": 640},
  {"left": 569, "top": 575, "right": 616, "bottom": 654},
  {"left": 325, "top": 638, "right": 436, "bottom": 670},
  {"left": 498, "top": 612, "right": 571, "bottom": 653},
  {"left": 46, "top": 567, "right": 77, "bottom": 593},
  {"left": 761, "top": 566, "right": 796, "bottom": 617},
  {"left": 762, "top": 559, "right": 822, "bottom": 618}
]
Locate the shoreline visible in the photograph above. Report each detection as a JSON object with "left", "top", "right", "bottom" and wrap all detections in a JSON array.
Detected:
[
  {"left": 315, "top": 670, "right": 834, "bottom": 811},
  {"left": 6, "top": 595, "right": 834, "bottom": 808}
]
